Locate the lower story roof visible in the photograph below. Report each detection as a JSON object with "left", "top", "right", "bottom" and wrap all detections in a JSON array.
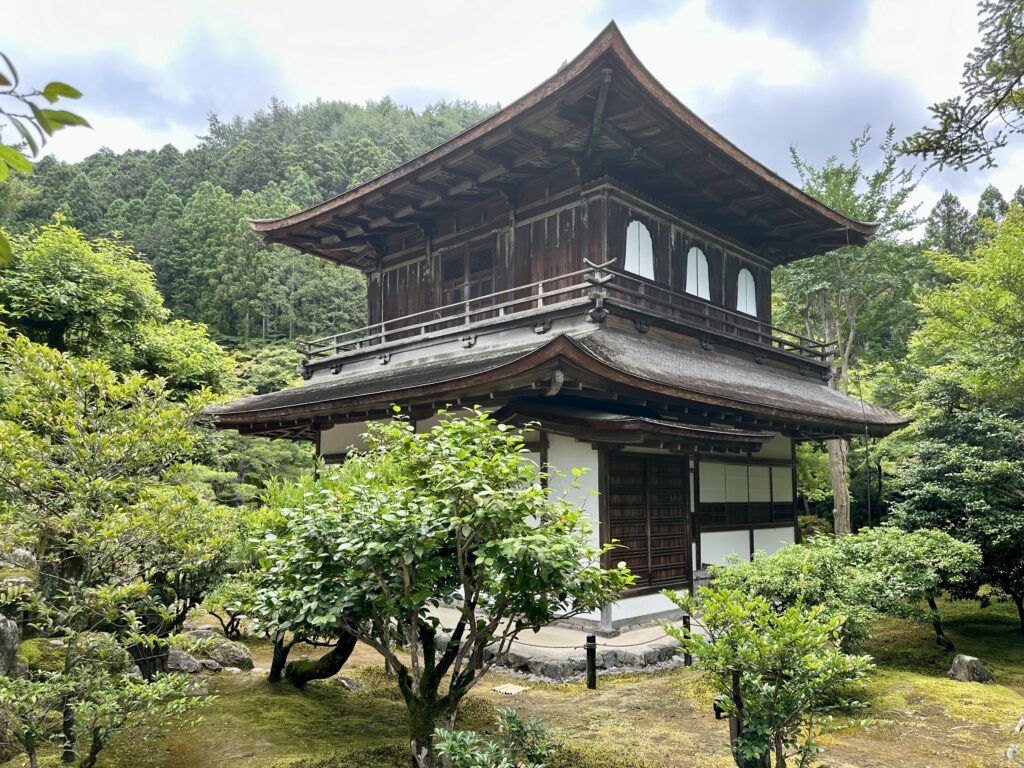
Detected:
[{"left": 206, "top": 323, "right": 906, "bottom": 439}]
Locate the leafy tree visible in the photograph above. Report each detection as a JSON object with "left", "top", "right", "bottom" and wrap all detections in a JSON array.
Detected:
[
  {"left": 0, "top": 219, "right": 162, "bottom": 356},
  {"left": 255, "top": 409, "right": 632, "bottom": 767},
  {"left": 976, "top": 183, "right": 1009, "bottom": 222},
  {"left": 830, "top": 527, "right": 981, "bottom": 650},
  {"left": 922, "top": 190, "right": 974, "bottom": 257},
  {"left": 664, "top": 588, "right": 873, "bottom": 768},
  {"left": 0, "top": 635, "right": 199, "bottom": 768},
  {"left": 0, "top": 336, "right": 230, "bottom": 764},
  {"left": 711, "top": 540, "right": 879, "bottom": 650},
  {"left": 912, "top": 204, "right": 1024, "bottom": 406},
  {"left": 0, "top": 219, "right": 232, "bottom": 392},
  {"left": 899, "top": 0, "right": 1024, "bottom": 169},
  {"left": 775, "top": 126, "right": 921, "bottom": 534},
  {"left": 59, "top": 173, "right": 103, "bottom": 234},
  {"left": 713, "top": 528, "right": 980, "bottom": 649},
  {"left": 889, "top": 375, "right": 1024, "bottom": 630}
]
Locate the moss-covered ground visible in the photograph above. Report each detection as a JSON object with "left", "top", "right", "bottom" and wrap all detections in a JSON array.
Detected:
[{"left": 9, "top": 599, "right": 1022, "bottom": 768}]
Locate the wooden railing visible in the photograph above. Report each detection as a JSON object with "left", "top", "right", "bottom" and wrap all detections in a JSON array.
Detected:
[{"left": 298, "top": 260, "right": 834, "bottom": 364}]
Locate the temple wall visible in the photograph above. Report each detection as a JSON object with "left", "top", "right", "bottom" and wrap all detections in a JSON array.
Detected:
[{"left": 546, "top": 434, "right": 601, "bottom": 550}]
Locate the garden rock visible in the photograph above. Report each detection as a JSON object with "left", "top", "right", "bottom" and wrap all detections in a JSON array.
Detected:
[
  {"left": 200, "top": 658, "right": 221, "bottom": 672},
  {"left": 332, "top": 677, "right": 364, "bottom": 691},
  {"left": 166, "top": 649, "right": 202, "bottom": 674},
  {"left": 0, "top": 616, "right": 19, "bottom": 676},
  {"left": 948, "top": 654, "right": 993, "bottom": 683},
  {"left": 223, "top": 666, "right": 242, "bottom": 674},
  {"left": 204, "top": 637, "right": 253, "bottom": 670},
  {"left": 8, "top": 548, "right": 36, "bottom": 569}
]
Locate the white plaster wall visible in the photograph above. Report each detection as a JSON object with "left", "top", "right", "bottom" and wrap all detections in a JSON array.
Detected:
[
  {"left": 611, "top": 591, "right": 680, "bottom": 621},
  {"left": 753, "top": 526, "right": 795, "bottom": 556},
  {"left": 319, "top": 421, "right": 371, "bottom": 455},
  {"left": 759, "top": 433, "right": 793, "bottom": 460},
  {"left": 546, "top": 434, "right": 601, "bottom": 549},
  {"left": 700, "top": 530, "right": 751, "bottom": 566}
]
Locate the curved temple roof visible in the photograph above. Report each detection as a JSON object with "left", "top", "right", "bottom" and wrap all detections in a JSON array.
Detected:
[
  {"left": 207, "top": 325, "right": 906, "bottom": 440},
  {"left": 251, "top": 22, "right": 878, "bottom": 267}
]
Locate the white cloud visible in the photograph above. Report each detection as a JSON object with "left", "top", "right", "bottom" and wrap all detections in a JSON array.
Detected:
[{"left": 7, "top": 0, "right": 1019, "bottom": 219}]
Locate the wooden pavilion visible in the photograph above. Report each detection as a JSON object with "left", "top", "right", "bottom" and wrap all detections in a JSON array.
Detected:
[{"left": 209, "top": 23, "right": 905, "bottom": 632}]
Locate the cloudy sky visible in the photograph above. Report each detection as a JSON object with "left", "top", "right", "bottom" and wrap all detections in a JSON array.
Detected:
[{"left": 8, "top": 0, "right": 1022, "bottom": 220}]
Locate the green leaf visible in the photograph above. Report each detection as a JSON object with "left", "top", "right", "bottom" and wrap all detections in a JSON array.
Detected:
[
  {"left": 42, "top": 81, "right": 82, "bottom": 103},
  {"left": 0, "top": 162, "right": 7, "bottom": 183},
  {"left": 8, "top": 116, "right": 39, "bottom": 156},
  {"left": 0, "top": 146, "right": 33, "bottom": 174},
  {"left": 29, "top": 103, "right": 53, "bottom": 135},
  {"left": 0, "top": 53, "right": 18, "bottom": 88},
  {"left": 0, "top": 231, "right": 10, "bottom": 266},
  {"left": 39, "top": 109, "right": 91, "bottom": 131}
]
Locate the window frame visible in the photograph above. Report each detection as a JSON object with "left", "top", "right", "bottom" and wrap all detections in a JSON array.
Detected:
[
  {"left": 736, "top": 267, "right": 757, "bottom": 317},
  {"left": 623, "top": 219, "right": 655, "bottom": 280},
  {"left": 685, "top": 246, "right": 710, "bottom": 300}
]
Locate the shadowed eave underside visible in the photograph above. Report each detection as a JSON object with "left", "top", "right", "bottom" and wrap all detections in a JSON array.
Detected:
[{"left": 250, "top": 22, "right": 878, "bottom": 269}]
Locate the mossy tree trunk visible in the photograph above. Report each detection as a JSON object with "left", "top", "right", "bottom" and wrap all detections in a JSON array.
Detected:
[
  {"left": 128, "top": 638, "right": 169, "bottom": 681},
  {"left": 284, "top": 633, "right": 356, "bottom": 689},
  {"left": 1011, "top": 591, "right": 1024, "bottom": 634},
  {"left": 394, "top": 620, "right": 477, "bottom": 768},
  {"left": 268, "top": 634, "right": 294, "bottom": 684},
  {"left": 927, "top": 596, "right": 955, "bottom": 651}
]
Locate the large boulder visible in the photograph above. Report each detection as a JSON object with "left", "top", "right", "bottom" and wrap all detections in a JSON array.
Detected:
[
  {"left": 166, "top": 649, "right": 202, "bottom": 674},
  {"left": 203, "top": 637, "right": 253, "bottom": 670},
  {"left": 0, "top": 616, "right": 19, "bottom": 676},
  {"left": 948, "top": 654, "right": 993, "bottom": 683}
]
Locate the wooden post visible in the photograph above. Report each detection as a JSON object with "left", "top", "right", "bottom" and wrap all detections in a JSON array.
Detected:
[
  {"left": 585, "top": 635, "right": 597, "bottom": 689},
  {"left": 683, "top": 615, "right": 692, "bottom": 667}
]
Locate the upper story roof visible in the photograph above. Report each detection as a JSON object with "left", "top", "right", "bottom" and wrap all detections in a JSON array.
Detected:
[{"left": 251, "top": 22, "right": 877, "bottom": 269}]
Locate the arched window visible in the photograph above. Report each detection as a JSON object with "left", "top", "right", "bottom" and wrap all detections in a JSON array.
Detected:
[
  {"left": 736, "top": 268, "right": 757, "bottom": 316},
  {"left": 685, "top": 247, "right": 710, "bottom": 300},
  {"left": 624, "top": 220, "right": 654, "bottom": 280}
]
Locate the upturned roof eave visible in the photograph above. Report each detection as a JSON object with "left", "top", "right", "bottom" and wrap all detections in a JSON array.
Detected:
[{"left": 249, "top": 22, "right": 877, "bottom": 243}]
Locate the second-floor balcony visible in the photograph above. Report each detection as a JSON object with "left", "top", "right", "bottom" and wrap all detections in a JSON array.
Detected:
[{"left": 298, "top": 260, "right": 835, "bottom": 368}]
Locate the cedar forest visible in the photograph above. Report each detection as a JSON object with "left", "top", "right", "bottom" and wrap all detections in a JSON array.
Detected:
[{"left": 2, "top": 4, "right": 1024, "bottom": 767}]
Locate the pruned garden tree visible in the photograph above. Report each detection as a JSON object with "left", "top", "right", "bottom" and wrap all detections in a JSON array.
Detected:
[
  {"left": 711, "top": 527, "right": 981, "bottom": 650},
  {"left": 775, "top": 126, "right": 920, "bottom": 534},
  {"left": 831, "top": 527, "right": 982, "bottom": 650},
  {"left": 664, "top": 587, "right": 874, "bottom": 768},
  {"left": 0, "top": 334, "right": 232, "bottom": 765},
  {"left": 255, "top": 409, "right": 632, "bottom": 768},
  {"left": 899, "top": 0, "right": 1024, "bottom": 169},
  {"left": 889, "top": 375, "right": 1024, "bottom": 631}
]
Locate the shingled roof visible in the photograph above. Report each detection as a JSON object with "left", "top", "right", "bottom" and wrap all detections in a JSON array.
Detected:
[
  {"left": 208, "top": 323, "right": 906, "bottom": 439},
  {"left": 250, "top": 22, "right": 877, "bottom": 268}
]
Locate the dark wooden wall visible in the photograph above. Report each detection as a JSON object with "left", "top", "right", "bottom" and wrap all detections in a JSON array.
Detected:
[{"left": 368, "top": 169, "right": 774, "bottom": 327}]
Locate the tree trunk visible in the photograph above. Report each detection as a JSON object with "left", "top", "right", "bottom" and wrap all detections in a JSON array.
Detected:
[
  {"left": 927, "top": 596, "right": 955, "bottom": 651},
  {"left": 284, "top": 633, "right": 357, "bottom": 689},
  {"left": 409, "top": 700, "right": 440, "bottom": 768},
  {"left": 827, "top": 438, "right": 852, "bottom": 536},
  {"left": 61, "top": 699, "right": 75, "bottom": 763},
  {"left": 268, "top": 636, "right": 293, "bottom": 684},
  {"left": 129, "top": 639, "right": 168, "bottom": 681},
  {"left": 1012, "top": 592, "right": 1024, "bottom": 634}
]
